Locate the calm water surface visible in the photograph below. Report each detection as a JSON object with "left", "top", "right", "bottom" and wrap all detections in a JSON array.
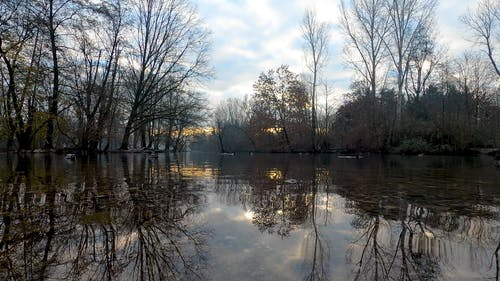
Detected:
[{"left": 0, "top": 153, "right": 499, "bottom": 281}]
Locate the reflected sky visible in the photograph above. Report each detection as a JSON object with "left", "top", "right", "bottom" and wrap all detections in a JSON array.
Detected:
[{"left": 0, "top": 153, "right": 499, "bottom": 281}]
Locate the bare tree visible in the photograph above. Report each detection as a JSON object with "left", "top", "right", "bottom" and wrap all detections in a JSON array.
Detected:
[
  {"left": 0, "top": 0, "right": 30, "bottom": 149},
  {"left": 71, "top": 0, "right": 124, "bottom": 152},
  {"left": 462, "top": 0, "right": 500, "bottom": 77},
  {"left": 31, "top": 0, "right": 83, "bottom": 149},
  {"left": 119, "top": 0, "right": 211, "bottom": 150},
  {"left": 213, "top": 97, "right": 252, "bottom": 153},
  {"left": 384, "top": 0, "right": 437, "bottom": 118},
  {"left": 406, "top": 22, "right": 444, "bottom": 100},
  {"left": 165, "top": 90, "right": 208, "bottom": 152},
  {"left": 0, "top": 0, "right": 45, "bottom": 150},
  {"left": 316, "top": 80, "right": 335, "bottom": 150},
  {"left": 340, "top": 0, "right": 391, "bottom": 98},
  {"left": 214, "top": 99, "right": 236, "bottom": 153},
  {"left": 455, "top": 52, "right": 497, "bottom": 127},
  {"left": 301, "top": 8, "right": 330, "bottom": 152}
]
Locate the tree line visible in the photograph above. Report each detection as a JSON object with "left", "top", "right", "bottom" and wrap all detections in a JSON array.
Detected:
[
  {"left": 0, "top": 0, "right": 210, "bottom": 153},
  {"left": 208, "top": 0, "right": 500, "bottom": 154},
  {"left": 1, "top": 0, "right": 499, "bottom": 154}
]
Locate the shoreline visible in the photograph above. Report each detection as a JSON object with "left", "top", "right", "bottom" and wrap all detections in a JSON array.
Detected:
[{"left": 0, "top": 148, "right": 498, "bottom": 157}]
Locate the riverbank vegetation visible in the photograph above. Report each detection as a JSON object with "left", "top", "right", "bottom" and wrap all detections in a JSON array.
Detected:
[
  {"left": 1, "top": 0, "right": 498, "bottom": 154},
  {"left": 209, "top": 0, "right": 500, "bottom": 154},
  {"left": 0, "top": 0, "right": 210, "bottom": 153}
]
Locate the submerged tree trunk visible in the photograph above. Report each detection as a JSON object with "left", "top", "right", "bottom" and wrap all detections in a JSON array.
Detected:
[
  {"left": 120, "top": 120, "right": 133, "bottom": 150},
  {"left": 120, "top": 106, "right": 137, "bottom": 150}
]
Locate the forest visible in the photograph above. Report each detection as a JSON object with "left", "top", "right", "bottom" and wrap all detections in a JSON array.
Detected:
[{"left": 1, "top": 0, "right": 499, "bottom": 154}]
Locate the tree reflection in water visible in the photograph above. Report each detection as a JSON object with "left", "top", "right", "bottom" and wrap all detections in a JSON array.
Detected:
[
  {"left": 214, "top": 155, "right": 333, "bottom": 281},
  {"left": 335, "top": 157, "right": 500, "bottom": 281},
  {"left": 0, "top": 154, "right": 207, "bottom": 281},
  {"left": 1, "top": 153, "right": 499, "bottom": 280},
  {"left": 211, "top": 154, "right": 500, "bottom": 281},
  {"left": 495, "top": 242, "right": 500, "bottom": 281},
  {"left": 301, "top": 165, "right": 330, "bottom": 281}
]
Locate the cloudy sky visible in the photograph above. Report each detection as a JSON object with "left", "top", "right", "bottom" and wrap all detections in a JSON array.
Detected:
[{"left": 195, "top": 0, "right": 477, "bottom": 107}]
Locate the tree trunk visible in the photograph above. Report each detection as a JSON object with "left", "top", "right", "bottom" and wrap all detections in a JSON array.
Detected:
[
  {"left": 17, "top": 131, "right": 32, "bottom": 151},
  {"left": 164, "top": 121, "right": 173, "bottom": 152},
  {"left": 120, "top": 120, "right": 133, "bottom": 150},
  {"left": 216, "top": 126, "right": 225, "bottom": 153},
  {"left": 45, "top": 1, "right": 60, "bottom": 150},
  {"left": 311, "top": 68, "right": 317, "bottom": 152},
  {"left": 121, "top": 103, "right": 140, "bottom": 150},
  {"left": 140, "top": 125, "right": 147, "bottom": 148},
  {"left": 282, "top": 127, "right": 292, "bottom": 152}
]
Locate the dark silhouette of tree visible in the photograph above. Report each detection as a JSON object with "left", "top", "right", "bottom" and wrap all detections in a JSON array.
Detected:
[
  {"left": 301, "top": 9, "right": 330, "bottom": 152},
  {"left": 249, "top": 65, "right": 310, "bottom": 152},
  {"left": 213, "top": 97, "right": 253, "bottom": 153},
  {"left": 384, "top": 0, "right": 437, "bottom": 120},
  {"left": 119, "top": 0, "right": 211, "bottom": 150},
  {"left": 462, "top": 0, "right": 500, "bottom": 77},
  {"left": 0, "top": 0, "right": 45, "bottom": 150},
  {"left": 406, "top": 22, "right": 443, "bottom": 101},
  {"left": 71, "top": 0, "right": 124, "bottom": 153},
  {"left": 340, "top": 0, "right": 391, "bottom": 98},
  {"left": 30, "top": 0, "right": 85, "bottom": 149}
]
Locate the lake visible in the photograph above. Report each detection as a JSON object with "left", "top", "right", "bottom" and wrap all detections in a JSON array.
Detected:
[{"left": 0, "top": 153, "right": 498, "bottom": 281}]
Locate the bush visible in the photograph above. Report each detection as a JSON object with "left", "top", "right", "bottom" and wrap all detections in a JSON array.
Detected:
[{"left": 393, "top": 138, "right": 433, "bottom": 154}]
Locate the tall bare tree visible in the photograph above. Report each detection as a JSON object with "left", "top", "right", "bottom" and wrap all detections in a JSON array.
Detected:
[
  {"left": 71, "top": 0, "right": 124, "bottom": 152},
  {"left": 119, "top": 0, "right": 210, "bottom": 150},
  {"left": 384, "top": 0, "right": 437, "bottom": 118},
  {"left": 340, "top": 0, "right": 391, "bottom": 98},
  {"left": 462, "top": 0, "right": 500, "bottom": 77},
  {"left": 32, "top": 0, "right": 83, "bottom": 149},
  {"left": 406, "top": 22, "right": 444, "bottom": 100},
  {"left": 0, "top": 0, "right": 45, "bottom": 150},
  {"left": 301, "top": 8, "right": 330, "bottom": 152}
]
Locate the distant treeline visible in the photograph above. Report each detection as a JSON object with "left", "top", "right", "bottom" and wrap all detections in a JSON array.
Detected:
[
  {"left": 194, "top": 66, "right": 500, "bottom": 154},
  {"left": 203, "top": 0, "right": 500, "bottom": 154}
]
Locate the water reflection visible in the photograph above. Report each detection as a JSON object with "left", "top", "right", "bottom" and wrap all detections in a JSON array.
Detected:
[
  {"left": 332, "top": 157, "right": 500, "bottom": 281},
  {"left": 0, "top": 154, "right": 207, "bottom": 281},
  {"left": 210, "top": 154, "right": 500, "bottom": 281},
  {"left": 0, "top": 153, "right": 499, "bottom": 280}
]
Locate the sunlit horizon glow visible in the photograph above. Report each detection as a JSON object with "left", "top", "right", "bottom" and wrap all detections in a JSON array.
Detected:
[
  {"left": 244, "top": 210, "right": 254, "bottom": 221},
  {"left": 195, "top": 0, "right": 479, "bottom": 108}
]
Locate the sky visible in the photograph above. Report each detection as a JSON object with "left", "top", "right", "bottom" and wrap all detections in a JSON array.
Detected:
[{"left": 194, "top": 0, "right": 477, "bottom": 108}]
